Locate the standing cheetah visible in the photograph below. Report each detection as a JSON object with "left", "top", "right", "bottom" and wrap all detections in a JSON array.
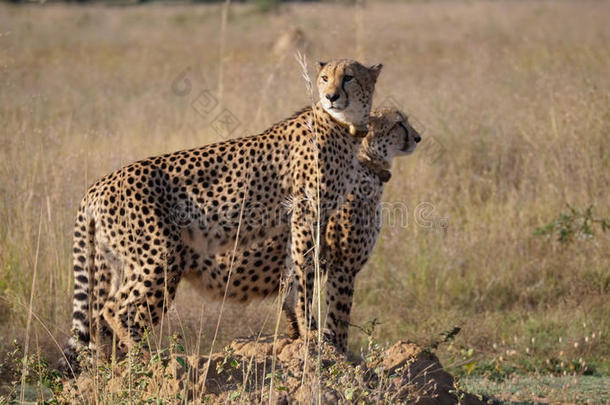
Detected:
[
  {"left": 184, "top": 108, "right": 420, "bottom": 352},
  {"left": 61, "top": 59, "right": 382, "bottom": 371}
]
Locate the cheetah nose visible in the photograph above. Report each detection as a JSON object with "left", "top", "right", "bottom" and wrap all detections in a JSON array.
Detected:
[
  {"left": 414, "top": 133, "right": 421, "bottom": 143},
  {"left": 326, "top": 93, "right": 339, "bottom": 102}
]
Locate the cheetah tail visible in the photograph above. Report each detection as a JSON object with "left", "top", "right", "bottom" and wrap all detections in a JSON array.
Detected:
[{"left": 59, "top": 206, "right": 95, "bottom": 375}]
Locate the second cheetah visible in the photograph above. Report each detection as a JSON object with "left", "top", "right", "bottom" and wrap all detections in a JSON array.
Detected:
[{"left": 185, "top": 107, "right": 421, "bottom": 352}]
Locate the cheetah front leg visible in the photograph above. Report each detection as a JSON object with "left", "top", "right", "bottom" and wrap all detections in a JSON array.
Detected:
[
  {"left": 290, "top": 226, "right": 317, "bottom": 337},
  {"left": 324, "top": 270, "right": 356, "bottom": 353},
  {"left": 280, "top": 232, "right": 305, "bottom": 340},
  {"left": 283, "top": 231, "right": 333, "bottom": 341},
  {"left": 290, "top": 208, "right": 329, "bottom": 340},
  {"left": 281, "top": 274, "right": 300, "bottom": 339}
]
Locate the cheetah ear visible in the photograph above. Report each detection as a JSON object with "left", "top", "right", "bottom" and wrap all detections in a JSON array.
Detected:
[
  {"left": 368, "top": 63, "right": 383, "bottom": 81},
  {"left": 396, "top": 110, "right": 406, "bottom": 122},
  {"left": 392, "top": 110, "right": 405, "bottom": 123},
  {"left": 317, "top": 61, "right": 327, "bottom": 72}
]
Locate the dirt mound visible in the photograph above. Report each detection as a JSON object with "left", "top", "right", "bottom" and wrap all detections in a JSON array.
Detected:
[{"left": 63, "top": 336, "right": 486, "bottom": 404}]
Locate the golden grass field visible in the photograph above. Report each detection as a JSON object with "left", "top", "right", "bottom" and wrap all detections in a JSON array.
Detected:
[{"left": 0, "top": 0, "right": 609, "bottom": 402}]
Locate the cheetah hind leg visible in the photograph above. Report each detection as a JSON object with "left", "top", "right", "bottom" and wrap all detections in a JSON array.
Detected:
[
  {"left": 87, "top": 250, "right": 115, "bottom": 362},
  {"left": 101, "top": 267, "right": 183, "bottom": 359},
  {"left": 101, "top": 289, "right": 159, "bottom": 361},
  {"left": 100, "top": 294, "right": 142, "bottom": 357}
]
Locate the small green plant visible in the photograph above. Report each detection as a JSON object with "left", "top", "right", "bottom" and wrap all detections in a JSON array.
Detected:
[
  {"left": 535, "top": 204, "right": 609, "bottom": 243},
  {"left": 0, "top": 341, "right": 21, "bottom": 402},
  {"left": 449, "top": 380, "right": 466, "bottom": 404},
  {"left": 216, "top": 347, "right": 239, "bottom": 375},
  {"left": 0, "top": 341, "right": 63, "bottom": 403}
]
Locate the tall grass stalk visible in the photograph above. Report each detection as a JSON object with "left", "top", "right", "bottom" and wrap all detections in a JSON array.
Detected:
[
  {"left": 295, "top": 50, "right": 324, "bottom": 404},
  {"left": 19, "top": 208, "right": 43, "bottom": 404}
]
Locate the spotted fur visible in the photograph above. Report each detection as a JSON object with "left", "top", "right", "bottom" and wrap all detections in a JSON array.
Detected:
[{"left": 60, "top": 59, "right": 382, "bottom": 372}]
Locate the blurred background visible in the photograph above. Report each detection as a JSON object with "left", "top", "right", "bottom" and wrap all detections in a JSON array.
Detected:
[{"left": 0, "top": 0, "right": 608, "bottom": 401}]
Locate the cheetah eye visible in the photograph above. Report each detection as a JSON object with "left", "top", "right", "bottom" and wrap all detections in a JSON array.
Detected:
[
  {"left": 321, "top": 75, "right": 328, "bottom": 83},
  {"left": 343, "top": 75, "right": 353, "bottom": 82}
]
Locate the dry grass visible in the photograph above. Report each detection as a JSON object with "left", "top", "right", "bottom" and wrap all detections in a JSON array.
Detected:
[{"left": 0, "top": 0, "right": 609, "bottom": 402}]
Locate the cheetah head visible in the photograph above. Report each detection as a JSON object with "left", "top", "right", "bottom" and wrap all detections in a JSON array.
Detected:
[
  {"left": 359, "top": 108, "right": 421, "bottom": 179},
  {"left": 317, "top": 59, "right": 383, "bottom": 133}
]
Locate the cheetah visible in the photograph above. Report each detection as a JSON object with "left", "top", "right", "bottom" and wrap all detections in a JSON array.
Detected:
[
  {"left": 184, "top": 108, "right": 421, "bottom": 352},
  {"left": 61, "top": 59, "right": 382, "bottom": 371}
]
